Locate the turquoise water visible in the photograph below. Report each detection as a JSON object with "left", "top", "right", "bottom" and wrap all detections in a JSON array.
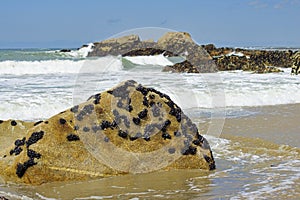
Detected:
[{"left": 0, "top": 49, "right": 79, "bottom": 61}]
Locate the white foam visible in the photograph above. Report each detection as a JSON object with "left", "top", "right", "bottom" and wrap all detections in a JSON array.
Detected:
[
  {"left": 124, "top": 54, "right": 174, "bottom": 66},
  {"left": 235, "top": 160, "right": 300, "bottom": 199},
  {"left": 0, "top": 96, "right": 73, "bottom": 121},
  {"left": 66, "top": 43, "right": 95, "bottom": 58},
  {"left": 219, "top": 70, "right": 300, "bottom": 107},
  {"left": 35, "top": 193, "right": 57, "bottom": 200},
  {"left": 0, "top": 55, "right": 300, "bottom": 122},
  {"left": 0, "top": 190, "right": 34, "bottom": 200},
  {"left": 0, "top": 60, "right": 82, "bottom": 75},
  {"left": 226, "top": 51, "right": 245, "bottom": 57},
  {"left": 0, "top": 56, "right": 123, "bottom": 75}
]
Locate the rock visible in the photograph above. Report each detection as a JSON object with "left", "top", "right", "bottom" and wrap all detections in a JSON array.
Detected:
[
  {"left": 156, "top": 32, "right": 216, "bottom": 73},
  {"left": 213, "top": 55, "right": 249, "bottom": 71},
  {"left": 291, "top": 52, "right": 300, "bottom": 75},
  {"left": 88, "top": 32, "right": 216, "bottom": 73},
  {"left": 0, "top": 80, "right": 215, "bottom": 185},
  {"left": 59, "top": 49, "right": 72, "bottom": 53},
  {"left": 163, "top": 60, "right": 211, "bottom": 73},
  {"left": 81, "top": 44, "right": 89, "bottom": 48},
  {"left": 202, "top": 44, "right": 298, "bottom": 73},
  {"left": 0, "top": 120, "right": 35, "bottom": 150},
  {"left": 202, "top": 44, "right": 234, "bottom": 57},
  {"left": 88, "top": 35, "right": 141, "bottom": 57},
  {"left": 162, "top": 66, "right": 178, "bottom": 73},
  {"left": 85, "top": 32, "right": 297, "bottom": 74},
  {"left": 122, "top": 48, "right": 176, "bottom": 57},
  {"left": 247, "top": 50, "right": 294, "bottom": 68},
  {"left": 77, "top": 44, "right": 90, "bottom": 50}
]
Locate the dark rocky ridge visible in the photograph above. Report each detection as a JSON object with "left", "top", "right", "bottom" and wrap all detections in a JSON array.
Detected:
[
  {"left": 122, "top": 48, "right": 176, "bottom": 57},
  {"left": 202, "top": 44, "right": 297, "bottom": 73}
]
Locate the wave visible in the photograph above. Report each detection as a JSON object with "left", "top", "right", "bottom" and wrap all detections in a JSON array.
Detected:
[
  {"left": 61, "top": 43, "right": 94, "bottom": 58},
  {"left": 0, "top": 97, "right": 73, "bottom": 121},
  {"left": 0, "top": 60, "right": 83, "bottom": 75},
  {"left": 0, "top": 44, "right": 94, "bottom": 62},
  {"left": 0, "top": 56, "right": 123, "bottom": 75},
  {"left": 0, "top": 54, "right": 176, "bottom": 75},
  {"left": 123, "top": 54, "right": 174, "bottom": 66}
]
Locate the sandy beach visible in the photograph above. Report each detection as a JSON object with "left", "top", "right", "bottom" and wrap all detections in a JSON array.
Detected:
[{"left": 221, "top": 103, "right": 300, "bottom": 148}]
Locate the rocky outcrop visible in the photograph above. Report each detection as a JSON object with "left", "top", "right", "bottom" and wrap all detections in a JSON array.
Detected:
[
  {"left": 122, "top": 48, "right": 176, "bottom": 57},
  {"left": 203, "top": 44, "right": 297, "bottom": 73},
  {"left": 157, "top": 32, "right": 216, "bottom": 73},
  {"left": 88, "top": 35, "right": 143, "bottom": 57},
  {"left": 213, "top": 54, "right": 283, "bottom": 73},
  {"left": 162, "top": 60, "right": 215, "bottom": 73},
  {"left": 88, "top": 32, "right": 216, "bottom": 73},
  {"left": 291, "top": 52, "right": 300, "bottom": 75},
  {"left": 0, "top": 80, "right": 215, "bottom": 185},
  {"left": 86, "top": 32, "right": 297, "bottom": 74}
]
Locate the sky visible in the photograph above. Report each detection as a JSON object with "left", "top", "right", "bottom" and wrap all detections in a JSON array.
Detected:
[{"left": 0, "top": 0, "right": 299, "bottom": 48}]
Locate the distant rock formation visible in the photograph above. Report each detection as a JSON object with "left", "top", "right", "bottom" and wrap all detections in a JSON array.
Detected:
[
  {"left": 203, "top": 44, "right": 297, "bottom": 73},
  {"left": 88, "top": 32, "right": 217, "bottom": 73},
  {"left": 0, "top": 80, "right": 215, "bottom": 185},
  {"left": 86, "top": 32, "right": 298, "bottom": 74}
]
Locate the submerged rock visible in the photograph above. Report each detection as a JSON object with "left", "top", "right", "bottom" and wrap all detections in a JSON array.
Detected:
[
  {"left": 59, "top": 49, "right": 72, "bottom": 53},
  {"left": 0, "top": 80, "right": 215, "bottom": 185},
  {"left": 163, "top": 60, "right": 206, "bottom": 73}
]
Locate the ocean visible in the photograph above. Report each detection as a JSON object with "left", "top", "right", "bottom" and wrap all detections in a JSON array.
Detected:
[{"left": 0, "top": 48, "right": 299, "bottom": 199}]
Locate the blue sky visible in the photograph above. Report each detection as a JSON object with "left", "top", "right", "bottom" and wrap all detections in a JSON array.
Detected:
[{"left": 0, "top": 0, "right": 299, "bottom": 48}]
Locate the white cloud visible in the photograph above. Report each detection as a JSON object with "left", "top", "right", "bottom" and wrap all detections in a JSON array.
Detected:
[
  {"left": 248, "top": 0, "right": 269, "bottom": 8},
  {"left": 275, "top": 0, "right": 300, "bottom": 8},
  {"left": 248, "top": 0, "right": 300, "bottom": 9},
  {"left": 274, "top": 0, "right": 289, "bottom": 9}
]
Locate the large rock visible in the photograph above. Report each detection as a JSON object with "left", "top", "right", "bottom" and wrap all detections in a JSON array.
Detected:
[
  {"left": 88, "top": 32, "right": 216, "bottom": 73},
  {"left": 88, "top": 35, "right": 142, "bottom": 57},
  {"left": 0, "top": 80, "right": 215, "bottom": 185},
  {"left": 157, "top": 32, "right": 216, "bottom": 73}
]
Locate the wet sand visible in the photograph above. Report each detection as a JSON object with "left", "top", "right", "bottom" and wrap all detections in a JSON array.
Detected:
[{"left": 221, "top": 103, "right": 300, "bottom": 148}]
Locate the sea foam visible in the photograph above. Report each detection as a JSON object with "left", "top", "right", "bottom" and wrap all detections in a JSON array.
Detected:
[
  {"left": 0, "top": 56, "right": 123, "bottom": 75},
  {"left": 64, "top": 43, "right": 95, "bottom": 58},
  {"left": 124, "top": 54, "right": 174, "bottom": 66}
]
